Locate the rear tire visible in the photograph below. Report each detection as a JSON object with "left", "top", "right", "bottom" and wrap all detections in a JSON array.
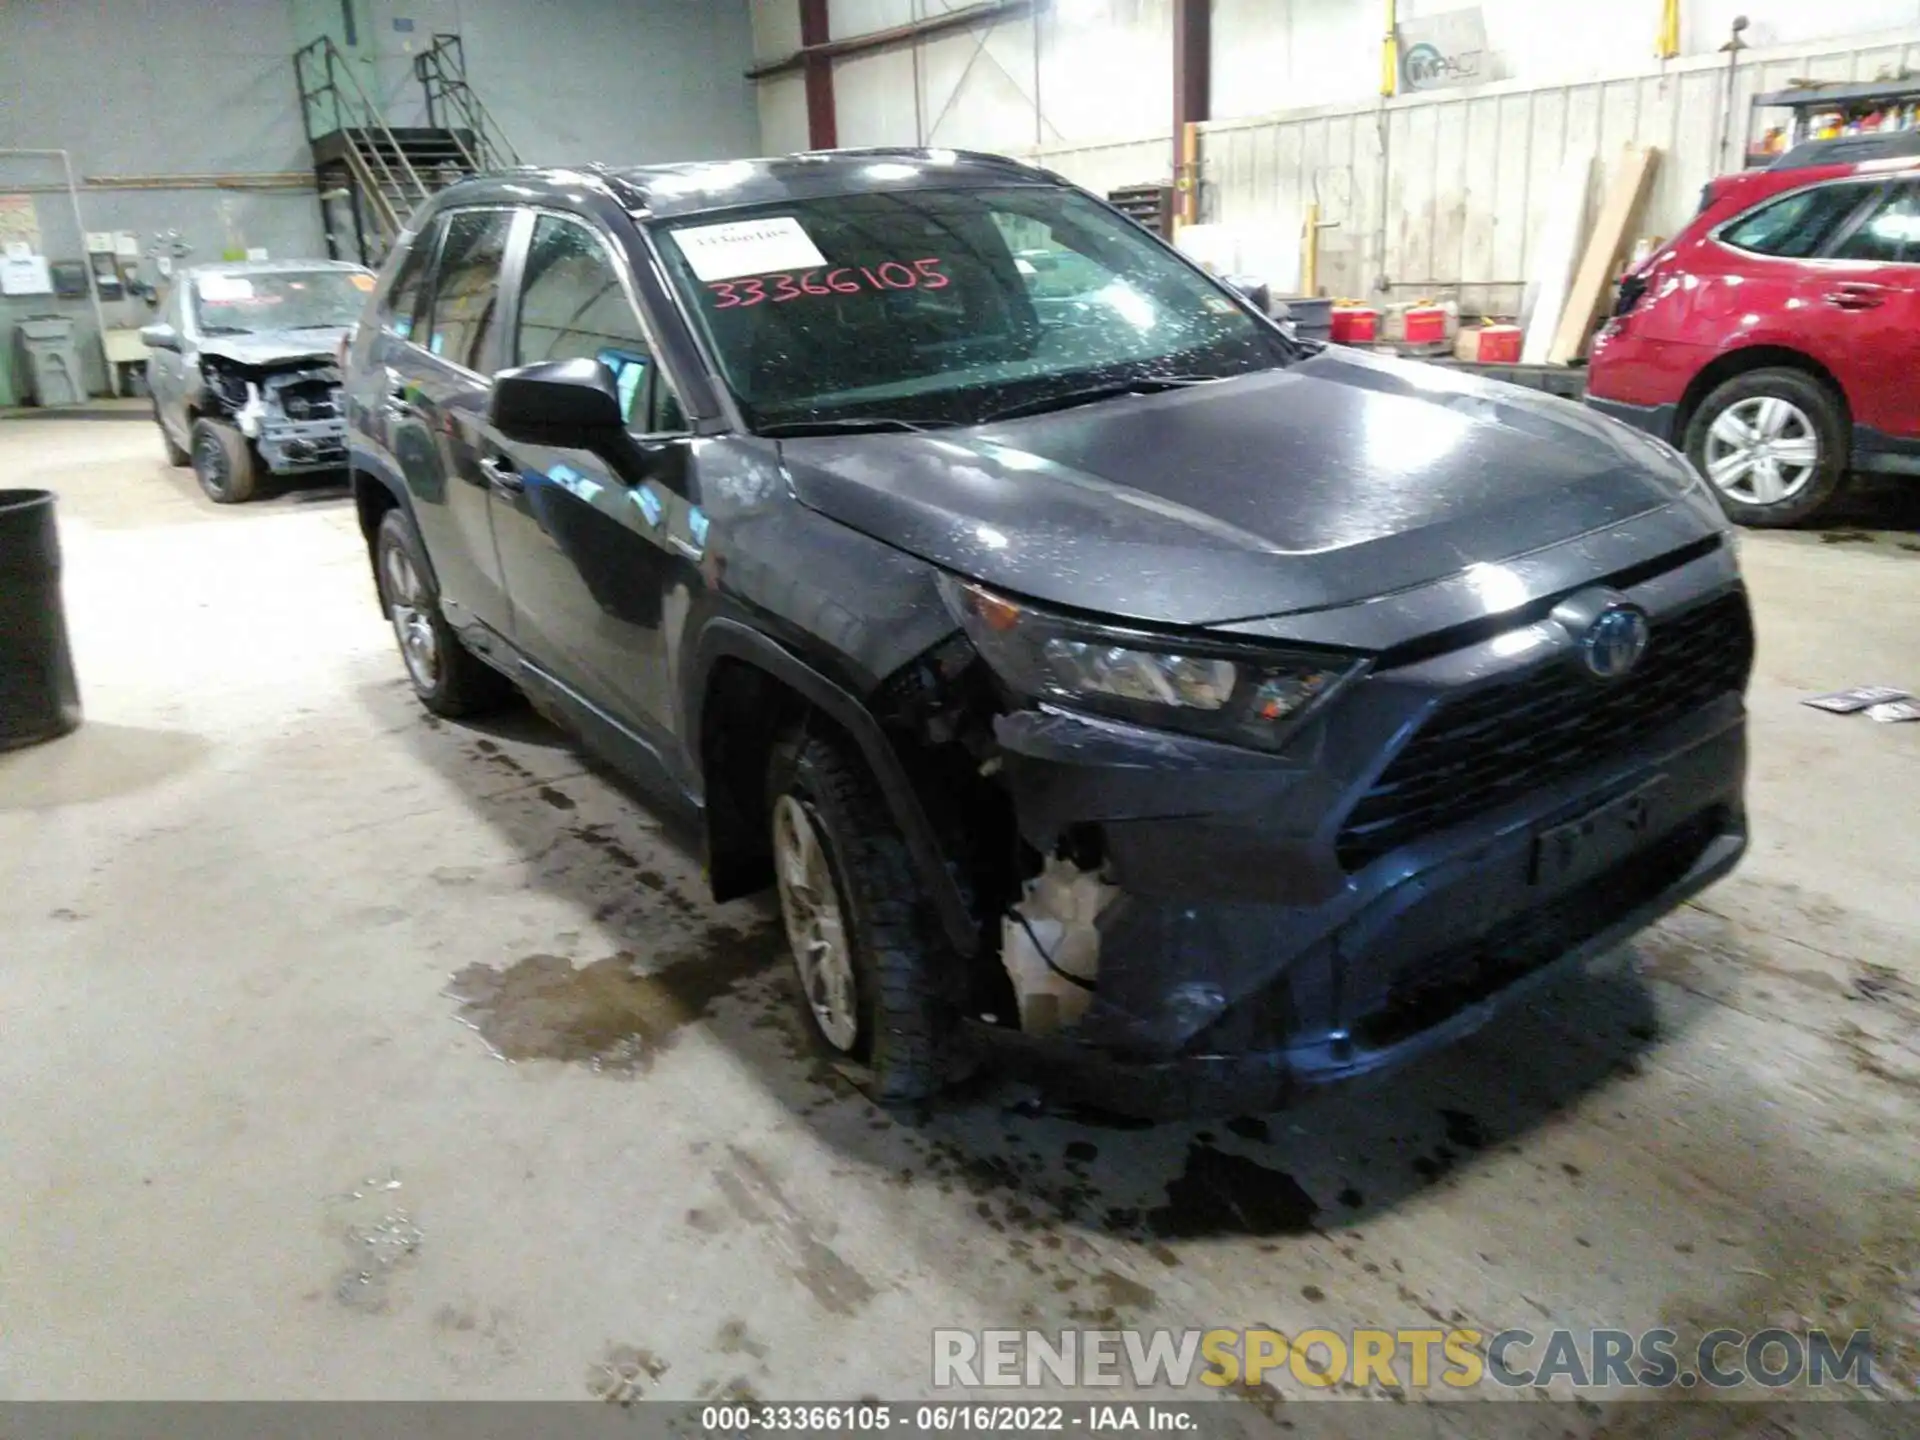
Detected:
[
  {"left": 156, "top": 404, "right": 190, "bottom": 467},
  {"left": 190, "top": 417, "right": 258, "bottom": 504},
  {"left": 766, "top": 729, "right": 949, "bottom": 1105},
  {"left": 373, "top": 508, "right": 514, "bottom": 718},
  {"left": 1683, "top": 368, "right": 1848, "bottom": 527}
]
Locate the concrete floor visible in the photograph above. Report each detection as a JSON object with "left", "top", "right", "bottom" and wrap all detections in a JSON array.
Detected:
[{"left": 3, "top": 418, "right": 1918, "bottom": 1428}]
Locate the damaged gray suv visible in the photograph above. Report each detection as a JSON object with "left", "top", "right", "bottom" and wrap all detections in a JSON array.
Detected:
[
  {"left": 345, "top": 151, "right": 1751, "bottom": 1117},
  {"left": 144, "top": 260, "right": 371, "bottom": 502}
]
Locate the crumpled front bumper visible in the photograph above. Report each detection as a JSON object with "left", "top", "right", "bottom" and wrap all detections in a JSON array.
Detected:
[
  {"left": 254, "top": 417, "right": 348, "bottom": 473},
  {"left": 965, "top": 577, "right": 1750, "bottom": 1118}
]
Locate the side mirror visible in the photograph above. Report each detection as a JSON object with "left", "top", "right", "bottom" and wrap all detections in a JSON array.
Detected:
[
  {"left": 489, "top": 358, "right": 625, "bottom": 447},
  {"left": 139, "top": 322, "right": 181, "bottom": 352}
]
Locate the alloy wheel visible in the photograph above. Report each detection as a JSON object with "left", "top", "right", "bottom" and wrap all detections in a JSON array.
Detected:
[
  {"left": 771, "top": 793, "right": 859, "bottom": 1053},
  {"left": 382, "top": 542, "right": 440, "bottom": 692},
  {"left": 193, "top": 430, "right": 229, "bottom": 498},
  {"left": 1702, "top": 396, "right": 1820, "bottom": 507}
]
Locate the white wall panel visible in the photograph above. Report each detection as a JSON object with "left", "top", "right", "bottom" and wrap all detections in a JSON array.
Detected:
[
  {"left": 1204, "top": 25, "right": 1920, "bottom": 312},
  {"left": 758, "top": 73, "right": 812, "bottom": 154},
  {"left": 1213, "top": 1, "right": 1920, "bottom": 120},
  {"left": 1024, "top": 136, "right": 1170, "bottom": 193}
]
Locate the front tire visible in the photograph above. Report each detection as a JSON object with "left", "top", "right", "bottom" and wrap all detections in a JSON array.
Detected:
[
  {"left": 766, "top": 730, "right": 948, "bottom": 1104},
  {"left": 190, "top": 417, "right": 258, "bottom": 503},
  {"left": 1684, "top": 368, "right": 1848, "bottom": 527},
  {"left": 373, "top": 508, "right": 514, "bottom": 718}
]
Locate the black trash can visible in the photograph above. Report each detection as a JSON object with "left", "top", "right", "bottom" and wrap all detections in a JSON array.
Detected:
[{"left": 0, "top": 489, "right": 82, "bottom": 751}]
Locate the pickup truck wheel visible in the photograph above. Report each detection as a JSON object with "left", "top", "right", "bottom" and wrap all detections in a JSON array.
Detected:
[
  {"left": 190, "top": 417, "right": 259, "bottom": 504},
  {"left": 767, "top": 731, "right": 947, "bottom": 1104},
  {"left": 374, "top": 508, "right": 513, "bottom": 718},
  {"left": 1684, "top": 369, "right": 1848, "bottom": 527},
  {"left": 155, "top": 404, "right": 190, "bottom": 466}
]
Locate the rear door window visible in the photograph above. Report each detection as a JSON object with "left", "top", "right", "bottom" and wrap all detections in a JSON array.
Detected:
[
  {"left": 382, "top": 221, "right": 441, "bottom": 342},
  {"left": 1828, "top": 183, "right": 1920, "bottom": 264},
  {"left": 1720, "top": 183, "right": 1878, "bottom": 258},
  {"left": 424, "top": 209, "right": 514, "bottom": 372}
]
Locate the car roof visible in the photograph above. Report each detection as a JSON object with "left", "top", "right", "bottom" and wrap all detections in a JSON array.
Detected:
[
  {"left": 428, "top": 148, "right": 1057, "bottom": 221},
  {"left": 183, "top": 258, "right": 373, "bottom": 277}
]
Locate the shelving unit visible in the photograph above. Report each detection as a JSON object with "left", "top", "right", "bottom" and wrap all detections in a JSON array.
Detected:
[
  {"left": 1106, "top": 184, "right": 1174, "bottom": 238},
  {"left": 1746, "top": 78, "right": 1920, "bottom": 168}
]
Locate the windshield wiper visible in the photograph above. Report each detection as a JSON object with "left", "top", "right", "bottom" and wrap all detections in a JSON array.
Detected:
[
  {"left": 756, "top": 416, "right": 955, "bottom": 437},
  {"left": 977, "top": 375, "right": 1223, "bottom": 424},
  {"left": 199, "top": 325, "right": 252, "bottom": 336}
]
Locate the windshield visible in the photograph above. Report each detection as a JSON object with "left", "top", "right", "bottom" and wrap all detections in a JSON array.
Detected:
[
  {"left": 193, "top": 270, "right": 372, "bottom": 336},
  {"left": 654, "top": 184, "right": 1291, "bottom": 430}
]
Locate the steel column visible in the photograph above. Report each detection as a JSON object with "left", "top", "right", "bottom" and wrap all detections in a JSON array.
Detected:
[{"left": 800, "top": 0, "right": 837, "bottom": 150}]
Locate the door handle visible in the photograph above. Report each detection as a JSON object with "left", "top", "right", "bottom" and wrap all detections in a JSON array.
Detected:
[
  {"left": 1824, "top": 283, "right": 1887, "bottom": 309},
  {"left": 478, "top": 455, "right": 524, "bottom": 494}
]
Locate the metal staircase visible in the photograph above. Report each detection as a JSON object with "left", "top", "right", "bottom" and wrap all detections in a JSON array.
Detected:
[
  {"left": 414, "top": 34, "right": 520, "bottom": 176},
  {"left": 294, "top": 34, "right": 519, "bottom": 267}
]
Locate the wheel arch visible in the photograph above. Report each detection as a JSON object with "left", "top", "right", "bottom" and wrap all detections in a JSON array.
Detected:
[
  {"left": 351, "top": 467, "right": 438, "bottom": 607},
  {"left": 688, "top": 618, "right": 978, "bottom": 958},
  {"left": 1676, "top": 345, "right": 1850, "bottom": 443}
]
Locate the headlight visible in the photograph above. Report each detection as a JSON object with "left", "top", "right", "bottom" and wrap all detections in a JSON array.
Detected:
[{"left": 938, "top": 574, "right": 1367, "bottom": 752}]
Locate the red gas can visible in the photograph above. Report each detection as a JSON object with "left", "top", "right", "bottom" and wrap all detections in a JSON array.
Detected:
[
  {"left": 1402, "top": 304, "right": 1447, "bottom": 345},
  {"left": 1477, "top": 324, "right": 1523, "bottom": 364},
  {"left": 1330, "top": 305, "right": 1379, "bottom": 344}
]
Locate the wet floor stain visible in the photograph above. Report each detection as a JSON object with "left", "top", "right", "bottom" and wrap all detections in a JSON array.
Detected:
[
  {"left": 537, "top": 785, "right": 576, "bottom": 811},
  {"left": 1818, "top": 529, "right": 1876, "bottom": 544},
  {"left": 433, "top": 1299, "right": 520, "bottom": 1379},
  {"left": 445, "top": 932, "right": 777, "bottom": 1075},
  {"left": 715, "top": 1317, "right": 769, "bottom": 1361},
  {"left": 328, "top": 1171, "right": 422, "bottom": 1314},
  {"left": 1088, "top": 1268, "right": 1157, "bottom": 1313},
  {"left": 587, "top": 1343, "right": 668, "bottom": 1405},
  {"left": 712, "top": 1145, "right": 878, "bottom": 1316},
  {"left": 1145, "top": 1142, "right": 1319, "bottom": 1239}
]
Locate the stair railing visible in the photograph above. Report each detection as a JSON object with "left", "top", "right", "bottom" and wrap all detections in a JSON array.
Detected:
[
  {"left": 414, "top": 33, "right": 522, "bottom": 175},
  {"left": 294, "top": 34, "right": 433, "bottom": 240}
]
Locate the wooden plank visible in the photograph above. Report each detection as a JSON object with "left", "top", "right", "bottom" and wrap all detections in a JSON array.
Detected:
[
  {"left": 1520, "top": 153, "right": 1592, "bottom": 365},
  {"left": 1548, "top": 144, "right": 1659, "bottom": 365}
]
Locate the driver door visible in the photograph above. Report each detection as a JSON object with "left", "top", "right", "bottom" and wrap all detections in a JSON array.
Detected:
[{"left": 485, "top": 210, "right": 698, "bottom": 764}]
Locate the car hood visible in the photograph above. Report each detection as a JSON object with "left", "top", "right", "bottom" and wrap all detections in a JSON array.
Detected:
[
  {"left": 196, "top": 329, "right": 347, "bottom": 368},
  {"left": 777, "top": 348, "right": 1709, "bottom": 628}
]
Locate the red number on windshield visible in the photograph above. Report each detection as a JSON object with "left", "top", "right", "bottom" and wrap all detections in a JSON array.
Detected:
[
  {"left": 708, "top": 280, "right": 741, "bottom": 308},
  {"left": 913, "top": 258, "right": 949, "bottom": 288},
  {"left": 771, "top": 273, "right": 803, "bottom": 302}
]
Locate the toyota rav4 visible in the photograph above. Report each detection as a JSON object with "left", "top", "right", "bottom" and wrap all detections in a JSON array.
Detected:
[{"left": 343, "top": 150, "right": 1751, "bottom": 1117}]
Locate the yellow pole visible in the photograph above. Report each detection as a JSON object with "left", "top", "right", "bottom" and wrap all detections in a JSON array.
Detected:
[
  {"left": 1381, "top": 0, "right": 1398, "bottom": 98},
  {"left": 1656, "top": 0, "right": 1680, "bottom": 60},
  {"left": 1178, "top": 120, "right": 1200, "bottom": 229},
  {"left": 1301, "top": 202, "right": 1320, "bottom": 297}
]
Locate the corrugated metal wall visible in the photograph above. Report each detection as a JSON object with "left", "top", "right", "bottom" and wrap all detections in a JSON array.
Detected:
[
  {"left": 1201, "top": 26, "right": 1920, "bottom": 315},
  {"left": 1024, "top": 136, "right": 1173, "bottom": 196}
]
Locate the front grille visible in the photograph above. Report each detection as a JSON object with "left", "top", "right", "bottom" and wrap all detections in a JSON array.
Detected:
[{"left": 1335, "top": 590, "right": 1752, "bottom": 870}]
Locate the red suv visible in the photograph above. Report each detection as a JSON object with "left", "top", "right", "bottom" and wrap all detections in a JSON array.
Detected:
[{"left": 1587, "top": 158, "right": 1920, "bottom": 526}]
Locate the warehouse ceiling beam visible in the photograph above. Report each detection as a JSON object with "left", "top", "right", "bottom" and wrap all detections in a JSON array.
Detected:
[
  {"left": 748, "top": 0, "right": 1037, "bottom": 81},
  {"left": 1173, "top": 0, "right": 1210, "bottom": 225}
]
